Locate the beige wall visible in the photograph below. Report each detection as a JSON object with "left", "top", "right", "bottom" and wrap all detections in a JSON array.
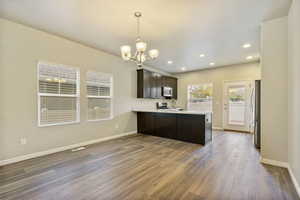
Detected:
[
  {"left": 0, "top": 18, "right": 150, "bottom": 161},
  {"left": 176, "top": 62, "right": 261, "bottom": 128},
  {"left": 261, "top": 17, "right": 288, "bottom": 163},
  {"left": 288, "top": 0, "right": 300, "bottom": 190}
]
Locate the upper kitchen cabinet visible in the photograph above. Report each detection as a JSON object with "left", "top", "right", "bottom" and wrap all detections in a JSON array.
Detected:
[
  {"left": 137, "top": 69, "right": 177, "bottom": 99},
  {"left": 137, "top": 69, "right": 152, "bottom": 98},
  {"left": 162, "top": 76, "right": 177, "bottom": 99}
]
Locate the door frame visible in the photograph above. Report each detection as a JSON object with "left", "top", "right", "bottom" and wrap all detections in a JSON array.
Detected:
[{"left": 222, "top": 80, "right": 255, "bottom": 133}]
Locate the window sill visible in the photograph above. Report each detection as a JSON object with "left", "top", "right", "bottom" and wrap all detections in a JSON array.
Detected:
[
  {"left": 38, "top": 120, "right": 80, "bottom": 127},
  {"left": 87, "top": 117, "right": 113, "bottom": 122}
]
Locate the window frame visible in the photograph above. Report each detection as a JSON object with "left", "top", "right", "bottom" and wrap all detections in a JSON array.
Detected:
[
  {"left": 187, "top": 83, "right": 213, "bottom": 111},
  {"left": 37, "top": 61, "right": 80, "bottom": 127},
  {"left": 86, "top": 71, "right": 113, "bottom": 122}
]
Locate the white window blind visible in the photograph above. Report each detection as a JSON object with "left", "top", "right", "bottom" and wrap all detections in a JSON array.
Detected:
[
  {"left": 38, "top": 62, "right": 80, "bottom": 126},
  {"left": 87, "top": 71, "right": 113, "bottom": 121}
]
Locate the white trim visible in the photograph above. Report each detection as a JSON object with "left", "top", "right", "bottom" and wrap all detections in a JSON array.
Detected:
[
  {"left": 87, "top": 95, "right": 112, "bottom": 99},
  {"left": 37, "top": 61, "right": 81, "bottom": 127},
  {"left": 39, "top": 93, "right": 79, "bottom": 97},
  {"left": 0, "top": 131, "right": 137, "bottom": 166},
  {"left": 212, "top": 126, "right": 224, "bottom": 131},
  {"left": 257, "top": 157, "right": 300, "bottom": 198},
  {"left": 86, "top": 71, "right": 114, "bottom": 121},
  {"left": 288, "top": 166, "right": 300, "bottom": 197},
  {"left": 38, "top": 120, "right": 81, "bottom": 127},
  {"left": 87, "top": 117, "right": 113, "bottom": 122},
  {"left": 222, "top": 80, "right": 254, "bottom": 132},
  {"left": 187, "top": 83, "right": 213, "bottom": 112},
  {"left": 260, "top": 157, "right": 289, "bottom": 168}
]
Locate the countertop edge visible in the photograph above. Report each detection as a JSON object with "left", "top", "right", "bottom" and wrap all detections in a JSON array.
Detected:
[{"left": 132, "top": 109, "right": 212, "bottom": 115}]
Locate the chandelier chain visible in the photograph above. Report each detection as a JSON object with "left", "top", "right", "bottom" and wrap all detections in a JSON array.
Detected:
[{"left": 137, "top": 15, "right": 140, "bottom": 39}]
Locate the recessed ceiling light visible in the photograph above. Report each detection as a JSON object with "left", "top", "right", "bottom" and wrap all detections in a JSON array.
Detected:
[
  {"left": 243, "top": 43, "right": 251, "bottom": 48},
  {"left": 181, "top": 67, "right": 186, "bottom": 71},
  {"left": 209, "top": 62, "right": 215, "bottom": 66},
  {"left": 167, "top": 60, "right": 173, "bottom": 64},
  {"left": 200, "top": 54, "right": 205, "bottom": 58},
  {"left": 246, "top": 56, "right": 253, "bottom": 60}
]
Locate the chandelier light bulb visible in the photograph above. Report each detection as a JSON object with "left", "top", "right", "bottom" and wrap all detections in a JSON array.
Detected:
[
  {"left": 149, "top": 49, "right": 159, "bottom": 59},
  {"left": 121, "top": 45, "right": 131, "bottom": 60},
  {"left": 136, "top": 41, "right": 147, "bottom": 52}
]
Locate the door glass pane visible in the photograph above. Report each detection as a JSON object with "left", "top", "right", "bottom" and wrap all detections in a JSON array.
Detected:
[{"left": 228, "top": 86, "right": 246, "bottom": 125}]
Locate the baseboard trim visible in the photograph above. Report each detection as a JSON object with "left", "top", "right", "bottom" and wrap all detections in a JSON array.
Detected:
[
  {"left": 0, "top": 131, "right": 137, "bottom": 167},
  {"left": 260, "top": 157, "right": 289, "bottom": 168},
  {"left": 288, "top": 166, "right": 300, "bottom": 197},
  {"left": 260, "top": 157, "right": 300, "bottom": 197},
  {"left": 212, "top": 126, "right": 224, "bottom": 131},
  {"left": 223, "top": 129, "right": 251, "bottom": 134}
]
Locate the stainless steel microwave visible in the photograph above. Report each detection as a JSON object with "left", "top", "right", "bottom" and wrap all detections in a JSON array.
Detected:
[{"left": 162, "top": 86, "right": 173, "bottom": 97}]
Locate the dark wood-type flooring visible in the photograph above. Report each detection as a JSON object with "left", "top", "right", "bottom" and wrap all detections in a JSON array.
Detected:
[{"left": 0, "top": 131, "right": 299, "bottom": 200}]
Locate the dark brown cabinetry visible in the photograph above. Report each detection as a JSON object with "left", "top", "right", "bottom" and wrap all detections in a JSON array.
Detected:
[
  {"left": 137, "top": 69, "right": 177, "bottom": 99},
  {"left": 154, "top": 113, "right": 177, "bottom": 139},
  {"left": 162, "top": 76, "right": 177, "bottom": 99},
  {"left": 137, "top": 112, "right": 212, "bottom": 145},
  {"left": 137, "top": 69, "right": 152, "bottom": 98}
]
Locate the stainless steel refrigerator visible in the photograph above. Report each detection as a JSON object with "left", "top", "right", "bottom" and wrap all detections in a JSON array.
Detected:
[{"left": 254, "top": 80, "right": 261, "bottom": 149}]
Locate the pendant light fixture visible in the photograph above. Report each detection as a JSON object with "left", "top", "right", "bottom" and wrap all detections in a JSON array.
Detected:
[{"left": 120, "top": 12, "right": 159, "bottom": 67}]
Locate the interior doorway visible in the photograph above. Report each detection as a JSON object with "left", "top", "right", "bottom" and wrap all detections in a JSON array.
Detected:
[{"left": 223, "top": 80, "right": 255, "bottom": 133}]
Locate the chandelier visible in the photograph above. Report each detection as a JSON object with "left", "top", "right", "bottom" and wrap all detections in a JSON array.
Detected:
[{"left": 120, "top": 12, "right": 159, "bottom": 67}]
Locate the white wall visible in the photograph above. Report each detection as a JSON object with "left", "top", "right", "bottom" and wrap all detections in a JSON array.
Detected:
[
  {"left": 0, "top": 18, "right": 167, "bottom": 161},
  {"left": 288, "top": 0, "right": 300, "bottom": 190},
  {"left": 261, "top": 17, "right": 288, "bottom": 162},
  {"left": 176, "top": 62, "right": 261, "bottom": 128}
]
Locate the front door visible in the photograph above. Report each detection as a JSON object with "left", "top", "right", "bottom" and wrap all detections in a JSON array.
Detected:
[{"left": 223, "top": 81, "right": 254, "bottom": 132}]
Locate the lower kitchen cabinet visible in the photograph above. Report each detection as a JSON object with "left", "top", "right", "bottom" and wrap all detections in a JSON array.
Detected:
[
  {"left": 137, "top": 112, "right": 155, "bottom": 136},
  {"left": 154, "top": 113, "right": 177, "bottom": 139},
  {"left": 177, "top": 114, "right": 205, "bottom": 144},
  {"left": 137, "top": 112, "right": 212, "bottom": 145}
]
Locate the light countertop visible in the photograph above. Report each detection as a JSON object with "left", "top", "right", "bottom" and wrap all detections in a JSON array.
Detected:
[{"left": 132, "top": 108, "right": 212, "bottom": 115}]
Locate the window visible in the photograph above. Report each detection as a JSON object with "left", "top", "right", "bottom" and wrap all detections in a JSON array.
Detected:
[
  {"left": 38, "top": 62, "right": 80, "bottom": 127},
  {"left": 187, "top": 83, "right": 213, "bottom": 112},
  {"left": 86, "top": 71, "right": 113, "bottom": 121}
]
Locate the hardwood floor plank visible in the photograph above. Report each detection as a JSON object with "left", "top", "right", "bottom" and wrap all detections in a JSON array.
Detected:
[{"left": 0, "top": 132, "right": 298, "bottom": 200}]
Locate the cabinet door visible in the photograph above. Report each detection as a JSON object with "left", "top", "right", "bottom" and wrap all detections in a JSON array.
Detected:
[
  {"left": 137, "top": 112, "right": 155, "bottom": 135},
  {"left": 143, "top": 70, "right": 152, "bottom": 98},
  {"left": 137, "top": 69, "right": 152, "bottom": 98},
  {"left": 137, "top": 69, "right": 169, "bottom": 99},
  {"left": 154, "top": 113, "right": 177, "bottom": 139},
  {"left": 150, "top": 73, "right": 162, "bottom": 99},
  {"left": 162, "top": 76, "right": 170, "bottom": 87},
  {"left": 177, "top": 114, "right": 205, "bottom": 144},
  {"left": 169, "top": 77, "right": 178, "bottom": 99},
  {"left": 155, "top": 75, "right": 162, "bottom": 98}
]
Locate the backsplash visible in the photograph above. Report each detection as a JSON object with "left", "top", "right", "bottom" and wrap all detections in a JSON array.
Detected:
[{"left": 133, "top": 99, "right": 177, "bottom": 109}]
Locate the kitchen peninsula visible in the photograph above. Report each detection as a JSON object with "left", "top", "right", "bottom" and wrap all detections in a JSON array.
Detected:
[{"left": 133, "top": 109, "right": 212, "bottom": 145}]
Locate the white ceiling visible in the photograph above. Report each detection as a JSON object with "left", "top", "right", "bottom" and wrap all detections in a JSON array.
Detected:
[{"left": 0, "top": 0, "right": 291, "bottom": 73}]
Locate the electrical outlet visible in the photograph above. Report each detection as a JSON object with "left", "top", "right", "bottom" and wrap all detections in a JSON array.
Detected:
[
  {"left": 115, "top": 124, "right": 119, "bottom": 129},
  {"left": 20, "top": 138, "right": 27, "bottom": 145}
]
